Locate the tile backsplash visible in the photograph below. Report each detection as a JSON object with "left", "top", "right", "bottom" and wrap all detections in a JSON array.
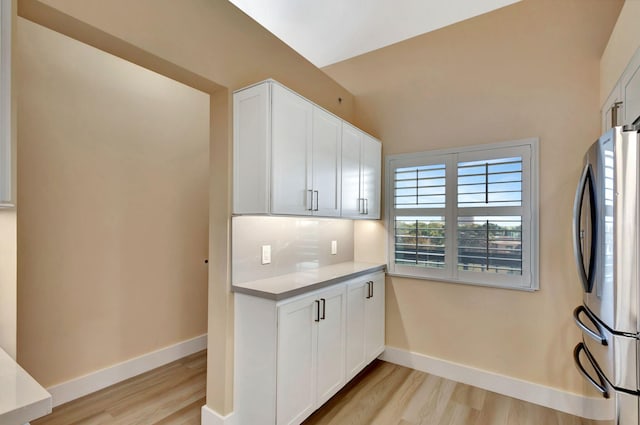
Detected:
[{"left": 232, "top": 216, "right": 354, "bottom": 284}]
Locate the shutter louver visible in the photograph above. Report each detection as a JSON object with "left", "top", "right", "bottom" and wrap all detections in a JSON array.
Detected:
[
  {"left": 394, "top": 164, "right": 446, "bottom": 208},
  {"left": 457, "top": 157, "right": 522, "bottom": 208}
]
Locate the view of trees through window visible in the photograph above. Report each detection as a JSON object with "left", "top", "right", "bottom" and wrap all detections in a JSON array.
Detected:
[
  {"left": 395, "top": 217, "right": 522, "bottom": 274},
  {"left": 395, "top": 217, "right": 445, "bottom": 268},
  {"left": 457, "top": 217, "right": 522, "bottom": 274}
]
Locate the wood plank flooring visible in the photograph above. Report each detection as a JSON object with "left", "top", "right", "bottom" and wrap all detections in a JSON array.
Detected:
[
  {"left": 32, "top": 350, "right": 206, "bottom": 425},
  {"left": 32, "top": 351, "right": 611, "bottom": 425},
  {"left": 304, "top": 360, "right": 612, "bottom": 425}
]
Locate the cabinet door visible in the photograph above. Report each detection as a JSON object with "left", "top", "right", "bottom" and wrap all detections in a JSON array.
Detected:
[
  {"left": 233, "top": 83, "right": 270, "bottom": 214},
  {"left": 601, "top": 84, "right": 623, "bottom": 133},
  {"left": 361, "top": 136, "right": 382, "bottom": 219},
  {"left": 622, "top": 49, "right": 640, "bottom": 126},
  {"left": 341, "top": 123, "right": 363, "bottom": 218},
  {"left": 312, "top": 108, "right": 342, "bottom": 217},
  {"left": 277, "top": 295, "right": 318, "bottom": 425},
  {"left": 365, "top": 273, "right": 385, "bottom": 361},
  {"left": 345, "top": 279, "right": 367, "bottom": 380},
  {"left": 316, "top": 285, "right": 347, "bottom": 406},
  {"left": 271, "top": 84, "right": 313, "bottom": 216}
]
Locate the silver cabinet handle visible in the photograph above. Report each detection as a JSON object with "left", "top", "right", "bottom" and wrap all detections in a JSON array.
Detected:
[
  {"left": 572, "top": 163, "right": 596, "bottom": 293},
  {"left": 313, "top": 190, "right": 319, "bottom": 211},
  {"left": 307, "top": 189, "right": 314, "bottom": 211},
  {"left": 365, "top": 198, "right": 369, "bottom": 215},
  {"left": 611, "top": 101, "right": 623, "bottom": 127}
]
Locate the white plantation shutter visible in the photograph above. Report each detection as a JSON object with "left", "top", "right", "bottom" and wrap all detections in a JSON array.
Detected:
[
  {"left": 394, "top": 163, "right": 446, "bottom": 208},
  {"left": 386, "top": 140, "right": 538, "bottom": 290},
  {"left": 457, "top": 157, "right": 522, "bottom": 208}
]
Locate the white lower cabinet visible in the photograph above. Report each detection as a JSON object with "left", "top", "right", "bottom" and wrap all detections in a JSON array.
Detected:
[
  {"left": 277, "top": 285, "right": 346, "bottom": 425},
  {"left": 234, "top": 272, "right": 384, "bottom": 425},
  {"left": 346, "top": 272, "right": 385, "bottom": 381},
  {"left": 315, "top": 286, "right": 347, "bottom": 406},
  {"left": 276, "top": 294, "right": 319, "bottom": 425}
]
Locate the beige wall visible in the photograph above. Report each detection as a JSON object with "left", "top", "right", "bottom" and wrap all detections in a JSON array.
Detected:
[
  {"left": 600, "top": 0, "right": 640, "bottom": 105},
  {"left": 16, "top": 18, "right": 210, "bottom": 387},
  {"left": 17, "top": 0, "right": 356, "bottom": 415},
  {"left": 0, "top": 0, "right": 17, "bottom": 359},
  {"left": 0, "top": 210, "right": 17, "bottom": 357},
  {"left": 325, "top": 0, "right": 622, "bottom": 395},
  {"left": 18, "top": 0, "right": 355, "bottom": 121}
]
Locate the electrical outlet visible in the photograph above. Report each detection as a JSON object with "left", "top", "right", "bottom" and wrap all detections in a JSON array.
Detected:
[
  {"left": 331, "top": 240, "right": 338, "bottom": 255},
  {"left": 261, "top": 245, "right": 271, "bottom": 265}
]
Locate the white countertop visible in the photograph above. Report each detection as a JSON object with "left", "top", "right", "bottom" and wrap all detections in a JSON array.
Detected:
[
  {"left": 232, "top": 261, "right": 386, "bottom": 300},
  {"left": 0, "top": 348, "right": 51, "bottom": 425}
]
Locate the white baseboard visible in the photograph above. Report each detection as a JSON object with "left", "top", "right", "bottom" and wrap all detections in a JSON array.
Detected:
[
  {"left": 47, "top": 334, "right": 207, "bottom": 407},
  {"left": 380, "top": 346, "right": 613, "bottom": 421},
  {"left": 201, "top": 405, "right": 235, "bottom": 425}
]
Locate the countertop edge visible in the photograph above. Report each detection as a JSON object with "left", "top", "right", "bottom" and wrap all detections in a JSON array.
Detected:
[
  {"left": 232, "top": 264, "right": 386, "bottom": 301},
  {"left": 0, "top": 348, "right": 52, "bottom": 425}
]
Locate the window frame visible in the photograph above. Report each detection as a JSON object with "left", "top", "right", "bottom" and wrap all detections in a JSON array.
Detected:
[{"left": 385, "top": 138, "right": 539, "bottom": 291}]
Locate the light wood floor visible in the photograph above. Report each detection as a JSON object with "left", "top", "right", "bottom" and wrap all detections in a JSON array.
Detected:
[
  {"left": 32, "top": 350, "right": 206, "bottom": 425},
  {"left": 304, "top": 360, "right": 612, "bottom": 425},
  {"left": 32, "top": 351, "right": 611, "bottom": 425}
]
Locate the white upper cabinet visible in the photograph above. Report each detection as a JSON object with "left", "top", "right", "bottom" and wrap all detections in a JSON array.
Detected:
[
  {"left": 341, "top": 124, "right": 363, "bottom": 217},
  {"left": 602, "top": 46, "right": 640, "bottom": 132},
  {"left": 233, "top": 83, "right": 270, "bottom": 214},
  {"left": 621, "top": 48, "right": 640, "bottom": 127},
  {"left": 312, "top": 108, "right": 342, "bottom": 217},
  {"left": 233, "top": 80, "right": 381, "bottom": 219},
  {"left": 341, "top": 123, "right": 382, "bottom": 219},
  {"left": 271, "top": 84, "right": 314, "bottom": 215},
  {"left": 361, "top": 135, "right": 382, "bottom": 219},
  {"left": 601, "top": 85, "right": 623, "bottom": 133}
]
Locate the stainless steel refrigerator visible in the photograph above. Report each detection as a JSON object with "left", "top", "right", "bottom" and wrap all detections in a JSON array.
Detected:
[{"left": 573, "top": 125, "right": 640, "bottom": 424}]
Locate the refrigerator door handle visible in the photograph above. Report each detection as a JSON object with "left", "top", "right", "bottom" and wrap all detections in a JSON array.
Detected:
[
  {"left": 573, "top": 342, "right": 610, "bottom": 399},
  {"left": 573, "top": 306, "right": 607, "bottom": 345},
  {"left": 572, "top": 163, "right": 597, "bottom": 293}
]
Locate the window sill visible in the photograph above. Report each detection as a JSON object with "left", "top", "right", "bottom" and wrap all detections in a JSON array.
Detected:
[{"left": 386, "top": 271, "right": 539, "bottom": 292}]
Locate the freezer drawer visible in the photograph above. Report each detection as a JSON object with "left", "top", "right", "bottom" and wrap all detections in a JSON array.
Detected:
[
  {"left": 575, "top": 305, "right": 638, "bottom": 392},
  {"left": 574, "top": 342, "right": 632, "bottom": 423}
]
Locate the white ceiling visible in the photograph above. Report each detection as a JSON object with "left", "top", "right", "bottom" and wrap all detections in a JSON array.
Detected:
[{"left": 229, "top": 0, "right": 521, "bottom": 68}]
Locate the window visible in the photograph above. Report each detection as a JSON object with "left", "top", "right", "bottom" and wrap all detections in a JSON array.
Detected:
[{"left": 386, "top": 139, "right": 539, "bottom": 290}]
